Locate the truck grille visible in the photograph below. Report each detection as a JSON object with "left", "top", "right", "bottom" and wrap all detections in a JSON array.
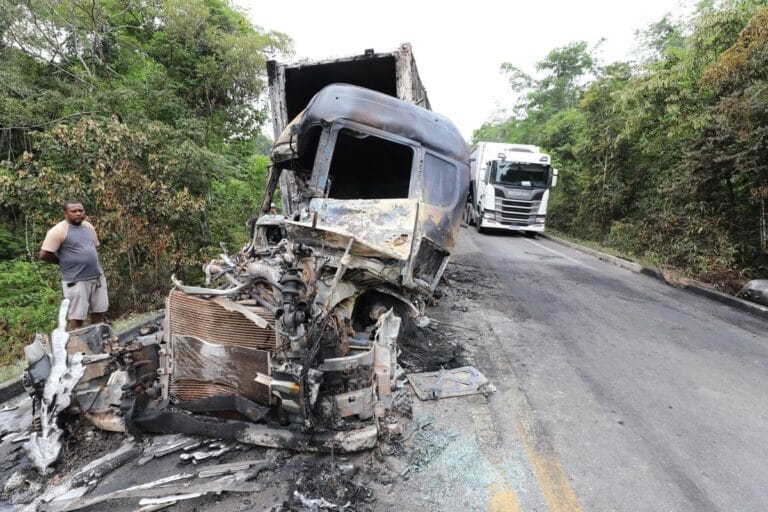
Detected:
[{"left": 496, "top": 198, "right": 539, "bottom": 226}]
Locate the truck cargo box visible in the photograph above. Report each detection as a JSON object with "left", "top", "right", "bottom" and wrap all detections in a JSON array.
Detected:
[{"left": 267, "top": 43, "right": 430, "bottom": 138}]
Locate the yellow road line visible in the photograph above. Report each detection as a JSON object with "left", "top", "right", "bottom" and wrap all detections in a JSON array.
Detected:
[
  {"left": 462, "top": 275, "right": 584, "bottom": 512},
  {"left": 488, "top": 483, "right": 522, "bottom": 512},
  {"left": 516, "top": 423, "right": 583, "bottom": 512}
]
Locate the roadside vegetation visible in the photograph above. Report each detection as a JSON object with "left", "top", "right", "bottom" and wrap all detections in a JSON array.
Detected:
[
  {"left": 475, "top": 0, "right": 768, "bottom": 294},
  {"left": 0, "top": 0, "right": 291, "bottom": 368}
]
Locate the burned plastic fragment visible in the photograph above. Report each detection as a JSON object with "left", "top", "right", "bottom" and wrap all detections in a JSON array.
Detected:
[
  {"left": 25, "top": 300, "right": 86, "bottom": 473},
  {"left": 407, "top": 366, "right": 495, "bottom": 400}
]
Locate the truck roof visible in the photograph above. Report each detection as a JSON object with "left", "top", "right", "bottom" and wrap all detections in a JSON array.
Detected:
[
  {"left": 295, "top": 84, "right": 468, "bottom": 163},
  {"left": 471, "top": 141, "right": 550, "bottom": 165}
]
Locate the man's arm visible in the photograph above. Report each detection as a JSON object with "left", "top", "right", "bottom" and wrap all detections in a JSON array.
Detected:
[
  {"left": 40, "top": 222, "right": 66, "bottom": 264},
  {"left": 39, "top": 249, "right": 59, "bottom": 264}
]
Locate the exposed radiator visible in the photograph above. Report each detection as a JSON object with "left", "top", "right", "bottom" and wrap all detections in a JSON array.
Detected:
[
  {"left": 167, "top": 290, "right": 276, "bottom": 404},
  {"left": 167, "top": 290, "right": 277, "bottom": 350}
]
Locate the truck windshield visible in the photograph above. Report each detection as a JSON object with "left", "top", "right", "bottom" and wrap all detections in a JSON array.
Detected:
[
  {"left": 326, "top": 128, "right": 414, "bottom": 199},
  {"left": 491, "top": 162, "right": 548, "bottom": 188}
]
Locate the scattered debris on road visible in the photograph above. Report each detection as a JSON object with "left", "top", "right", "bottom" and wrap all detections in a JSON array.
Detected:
[
  {"left": 407, "top": 366, "right": 495, "bottom": 400},
  {"left": 0, "top": 253, "right": 508, "bottom": 511}
]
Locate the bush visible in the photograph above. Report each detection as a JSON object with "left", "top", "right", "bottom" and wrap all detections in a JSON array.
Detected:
[
  {"left": 0, "top": 225, "right": 24, "bottom": 261},
  {"left": 607, "top": 215, "right": 741, "bottom": 291},
  {"left": 0, "top": 259, "right": 60, "bottom": 366}
]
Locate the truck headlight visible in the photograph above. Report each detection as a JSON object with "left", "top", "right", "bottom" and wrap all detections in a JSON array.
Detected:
[
  {"left": 535, "top": 215, "right": 545, "bottom": 224},
  {"left": 483, "top": 210, "right": 496, "bottom": 220}
]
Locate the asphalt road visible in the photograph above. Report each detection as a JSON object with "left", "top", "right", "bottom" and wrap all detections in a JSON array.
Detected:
[{"left": 445, "top": 227, "right": 768, "bottom": 512}]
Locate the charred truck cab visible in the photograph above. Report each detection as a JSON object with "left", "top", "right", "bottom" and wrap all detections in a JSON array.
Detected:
[
  {"left": 149, "top": 61, "right": 468, "bottom": 449},
  {"left": 22, "top": 45, "right": 468, "bottom": 471},
  {"left": 268, "top": 84, "right": 468, "bottom": 294}
]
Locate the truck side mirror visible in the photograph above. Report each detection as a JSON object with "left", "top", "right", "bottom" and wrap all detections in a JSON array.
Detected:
[{"left": 552, "top": 168, "right": 559, "bottom": 188}]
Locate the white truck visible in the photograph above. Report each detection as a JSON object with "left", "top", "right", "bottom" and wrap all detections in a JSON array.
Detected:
[{"left": 464, "top": 142, "right": 558, "bottom": 237}]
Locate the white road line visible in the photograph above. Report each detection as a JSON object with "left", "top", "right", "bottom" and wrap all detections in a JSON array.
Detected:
[{"left": 523, "top": 237, "right": 597, "bottom": 270}]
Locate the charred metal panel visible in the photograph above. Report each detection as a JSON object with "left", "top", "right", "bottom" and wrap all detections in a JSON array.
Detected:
[
  {"left": 407, "top": 366, "right": 492, "bottom": 400},
  {"left": 68, "top": 325, "right": 111, "bottom": 385},
  {"left": 284, "top": 222, "right": 404, "bottom": 265},
  {"left": 305, "top": 198, "right": 418, "bottom": 259},
  {"left": 412, "top": 238, "right": 448, "bottom": 286},
  {"left": 134, "top": 411, "right": 378, "bottom": 452},
  {"left": 414, "top": 202, "right": 463, "bottom": 255},
  {"left": 289, "top": 85, "right": 465, "bottom": 164},
  {"left": 266, "top": 59, "right": 288, "bottom": 139},
  {"left": 68, "top": 323, "right": 111, "bottom": 354},
  {"left": 319, "top": 386, "right": 376, "bottom": 419},
  {"left": 397, "top": 42, "right": 431, "bottom": 110}
]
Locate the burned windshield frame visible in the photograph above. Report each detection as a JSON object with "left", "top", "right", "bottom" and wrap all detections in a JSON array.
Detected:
[
  {"left": 491, "top": 162, "right": 549, "bottom": 188},
  {"left": 311, "top": 122, "right": 420, "bottom": 200}
]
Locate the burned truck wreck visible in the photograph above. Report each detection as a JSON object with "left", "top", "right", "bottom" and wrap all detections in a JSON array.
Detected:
[{"left": 23, "top": 48, "right": 469, "bottom": 470}]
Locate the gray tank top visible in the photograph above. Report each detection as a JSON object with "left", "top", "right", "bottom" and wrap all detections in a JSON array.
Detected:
[{"left": 58, "top": 223, "right": 103, "bottom": 282}]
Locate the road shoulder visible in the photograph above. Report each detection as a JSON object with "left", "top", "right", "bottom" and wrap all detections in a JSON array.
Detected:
[{"left": 541, "top": 233, "right": 768, "bottom": 321}]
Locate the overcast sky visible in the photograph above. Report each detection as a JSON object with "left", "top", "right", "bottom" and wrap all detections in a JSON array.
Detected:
[{"left": 237, "top": 0, "right": 690, "bottom": 141}]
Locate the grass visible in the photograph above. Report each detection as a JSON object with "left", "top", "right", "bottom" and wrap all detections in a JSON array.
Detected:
[
  {"left": 546, "top": 229, "right": 714, "bottom": 289},
  {"left": 0, "top": 358, "right": 26, "bottom": 383}
]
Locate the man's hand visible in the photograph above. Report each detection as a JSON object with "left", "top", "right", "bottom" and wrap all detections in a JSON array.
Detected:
[{"left": 39, "top": 250, "right": 59, "bottom": 264}]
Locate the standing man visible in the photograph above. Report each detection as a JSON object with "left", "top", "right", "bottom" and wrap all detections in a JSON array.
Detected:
[{"left": 39, "top": 200, "right": 109, "bottom": 330}]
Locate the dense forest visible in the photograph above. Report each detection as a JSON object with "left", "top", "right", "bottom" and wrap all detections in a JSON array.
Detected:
[
  {"left": 475, "top": 0, "right": 768, "bottom": 293},
  {"left": 0, "top": 0, "right": 290, "bottom": 365}
]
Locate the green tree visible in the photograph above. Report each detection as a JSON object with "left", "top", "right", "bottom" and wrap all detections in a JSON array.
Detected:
[{"left": 683, "top": 5, "right": 768, "bottom": 272}]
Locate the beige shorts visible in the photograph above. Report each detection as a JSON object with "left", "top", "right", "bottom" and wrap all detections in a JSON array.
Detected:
[{"left": 62, "top": 275, "right": 109, "bottom": 320}]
